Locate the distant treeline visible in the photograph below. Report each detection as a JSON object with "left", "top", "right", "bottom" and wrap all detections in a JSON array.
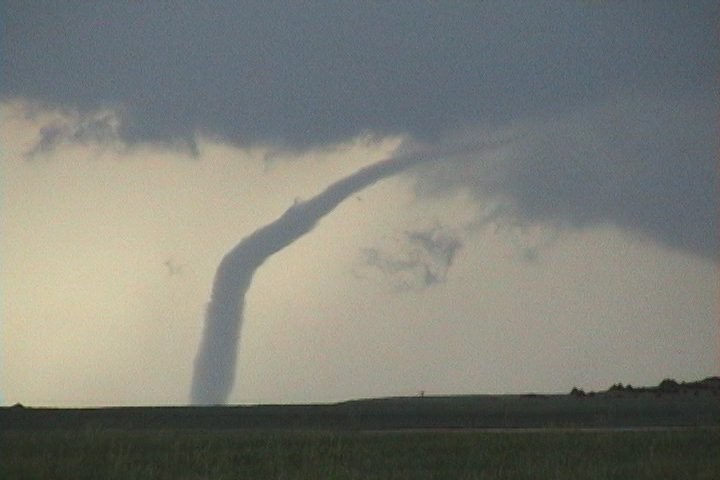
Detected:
[{"left": 571, "top": 376, "right": 720, "bottom": 397}]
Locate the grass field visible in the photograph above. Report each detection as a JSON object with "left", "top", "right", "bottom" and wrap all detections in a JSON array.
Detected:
[
  {"left": 3, "top": 389, "right": 718, "bottom": 431},
  {"left": 2, "top": 427, "right": 718, "bottom": 480}
]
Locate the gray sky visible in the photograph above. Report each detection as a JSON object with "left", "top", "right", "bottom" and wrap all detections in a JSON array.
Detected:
[{"left": 1, "top": 1, "right": 717, "bottom": 406}]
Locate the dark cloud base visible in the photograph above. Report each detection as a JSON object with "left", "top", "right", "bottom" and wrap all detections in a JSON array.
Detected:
[
  {"left": 3, "top": 2, "right": 716, "bottom": 150},
  {"left": 409, "top": 90, "right": 717, "bottom": 261},
  {"left": 3, "top": 2, "right": 716, "bottom": 259}
]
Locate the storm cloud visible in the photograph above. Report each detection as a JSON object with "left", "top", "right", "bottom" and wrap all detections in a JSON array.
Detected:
[
  {"left": 413, "top": 92, "right": 717, "bottom": 259},
  {"left": 3, "top": 1, "right": 717, "bottom": 258},
  {"left": 4, "top": 2, "right": 715, "bottom": 147}
]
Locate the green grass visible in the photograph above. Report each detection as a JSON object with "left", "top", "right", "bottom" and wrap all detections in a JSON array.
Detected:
[{"left": 2, "top": 428, "right": 718, "bottom": 480}]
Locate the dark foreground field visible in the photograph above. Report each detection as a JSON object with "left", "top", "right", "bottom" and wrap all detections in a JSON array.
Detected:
[
  {"left": 2, "top": 386, "right": 718, "bottom": 479},
  {"left": 2, "top": 427, "right": 719, "bottom": 480},
  {"left": 2, "top": 387, "right": 718, "bottom": 431}
]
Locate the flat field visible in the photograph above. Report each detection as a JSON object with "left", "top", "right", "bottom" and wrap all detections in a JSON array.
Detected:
[
  {"left": 3, "top": 390, "right": 718, "bottom": 430},
  {"left": 2, "top": 427, "right": 718, "bottom": 479},
  {"left": 2, "top": 390, "right": 718, "bottom": 479}
]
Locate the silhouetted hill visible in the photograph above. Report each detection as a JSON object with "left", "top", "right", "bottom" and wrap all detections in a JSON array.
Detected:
[{"left": 2, "top": 377, "right": 717, "bottom": 431}]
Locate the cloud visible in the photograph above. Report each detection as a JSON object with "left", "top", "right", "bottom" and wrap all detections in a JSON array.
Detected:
[
  {"left": 411, "top": 91, "right": 717, "bottom": 260},
  {"left": 3, "top": 2, "right": 716, "bottom": 151},
  {"left": 3, "top": 1, "right": 716, "bottom": 259},
  {"left": 359, "top": 225, "right": 463, "bottom": 291},
  {"left": 22, "top": 108, "right": 124, "bottom": 159}
]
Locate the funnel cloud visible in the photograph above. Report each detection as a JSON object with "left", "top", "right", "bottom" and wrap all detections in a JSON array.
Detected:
[{"left": 190, "top": 144, "right": 486, "bottom": 404}]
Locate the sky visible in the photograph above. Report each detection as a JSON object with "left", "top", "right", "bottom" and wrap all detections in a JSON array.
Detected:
[{"left": 1, "top": 1, "right": 717, "bottom": 407}]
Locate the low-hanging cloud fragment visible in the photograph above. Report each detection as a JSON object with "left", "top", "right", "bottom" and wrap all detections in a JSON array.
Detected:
[
  {"left": 22, "top": 109, "right": 125, "bottom": 159},
  {"left": 359, "top": 225, "right": 463, "bottom": 291}
]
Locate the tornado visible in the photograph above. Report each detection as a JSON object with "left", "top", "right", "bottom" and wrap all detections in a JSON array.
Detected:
[{"left": 190, "top": 143, "right": 484, "bottom": 405}]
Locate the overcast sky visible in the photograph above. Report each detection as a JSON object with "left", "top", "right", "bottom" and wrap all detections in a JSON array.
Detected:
[{"left": 1, "top": 1, "right": 717, "bottom": 407}]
